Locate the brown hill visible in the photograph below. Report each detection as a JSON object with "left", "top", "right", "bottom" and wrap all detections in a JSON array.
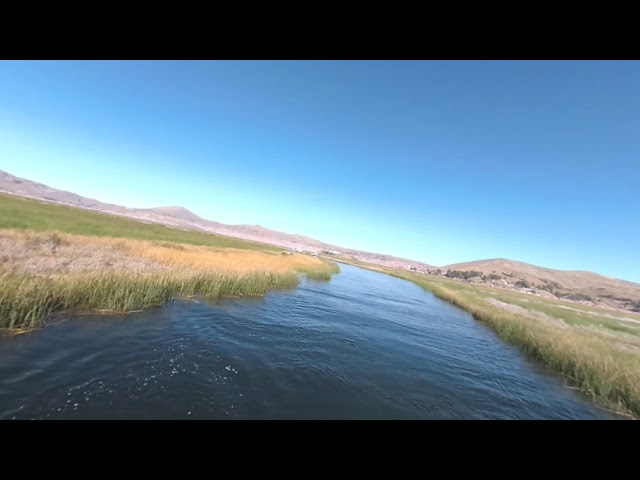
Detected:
[
  {"left": 0, "top": 169, "right": 432, "bottom": 271},
  {"left": 2, "top": 169, "right": 637, "bottom": 312},
  {"left": 444, "top": 258, "right": 640, "bottom": 311},
  {"left": 147, "top": 206, "right": 217, "bottom": 225},
  {"left": 0, "top": 169, "right": 130, "bottom": 213}
]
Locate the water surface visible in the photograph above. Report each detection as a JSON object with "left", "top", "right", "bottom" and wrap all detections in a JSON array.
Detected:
[{"left": 0, "top": 264, "right": 618, "bottom": 419}]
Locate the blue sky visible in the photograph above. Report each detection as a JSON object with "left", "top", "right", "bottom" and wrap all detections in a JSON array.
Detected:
[{"left": 0, "top": 60, "right": 638, "bottom": 282}]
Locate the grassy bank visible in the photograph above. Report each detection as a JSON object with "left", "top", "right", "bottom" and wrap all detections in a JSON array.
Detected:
[
  {"left": 0, "top": 269, "right": 302, "bottom": 331},
  {"left": 335, "top": 258, "right": 640, "bottom": 417},
  {"left": 300, "top": 260, "right": 341, "bottom": 280},
  {"left": 0, "top": 227, "right": 339, "bottom": 333},
  {"left": 0, "top": 193, "right": 278, "bottom": 251}
]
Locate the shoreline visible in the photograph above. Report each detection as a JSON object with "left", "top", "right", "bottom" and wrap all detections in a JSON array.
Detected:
[
  {"left": 0, "top": 229, "right": 339, "bottom": 333},
  {"left": 327, "top": 257, "right": 640, "bottom": 419}
]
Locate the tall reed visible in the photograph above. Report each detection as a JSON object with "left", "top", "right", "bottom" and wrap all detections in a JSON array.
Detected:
[
  {"left": 386, "top": 269, "right": 640, "bottom": 417},
  {"left": 0, "top": 230, "right": 340, "bottom": 332},
  {"left": 0, "top": 269, "right": 303, "bottom": 331}
]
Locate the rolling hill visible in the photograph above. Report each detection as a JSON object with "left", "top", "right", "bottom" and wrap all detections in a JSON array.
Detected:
[
  {"left": 444, "top": 258, "right": 640, "bottom": 311},
  {"left": 0, "top": 169, "right": 432, "bottom": 270},
  {"left": 2, "top": 168, "right": 639, "bottom": 312}
]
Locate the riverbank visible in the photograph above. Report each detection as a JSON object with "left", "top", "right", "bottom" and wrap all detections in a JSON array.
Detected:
[
  {"left": 326, "top": 257, "right": 640, "bottom": 418},
  {"left": 0, "top": 229, "right": 339, "bottom": 332},
  {"left": 1, "top": 260, "right": 614, "bottom": 420}
]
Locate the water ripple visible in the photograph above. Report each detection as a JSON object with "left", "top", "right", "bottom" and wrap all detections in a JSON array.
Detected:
[{"left": 0, "top": 264, "right": 619, "bottom": 420}]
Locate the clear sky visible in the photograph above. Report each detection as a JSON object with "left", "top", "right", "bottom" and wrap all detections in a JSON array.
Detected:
[{"left": 0, "top": 60, "right": 638, "bottom": 282}]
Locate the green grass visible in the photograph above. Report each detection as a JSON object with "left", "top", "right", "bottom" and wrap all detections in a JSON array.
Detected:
[
  {"left": 334, "top": 257, "right": 640, "bottom": 417},
  {"left": 398, "top": 272, "right": 640, "bottom": 337},
  {"left": 0, "top": 193, "right": 279, "bottom": 251},
  {"left": 300, "top": 259, "right": 341, "bottom": 280},
  {"left": 488, "top": 294, "right": 640, "bottom": 337},
  {"left": 0, "top": 194, "right": 341, "bottom": 332},
  {"left": 0, "top": 269, "right": 302, "bottom": 332}
]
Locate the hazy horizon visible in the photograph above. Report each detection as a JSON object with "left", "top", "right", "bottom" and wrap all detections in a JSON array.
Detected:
[{"left": 1, "top": 60, "right": 638, "bottom": 282}]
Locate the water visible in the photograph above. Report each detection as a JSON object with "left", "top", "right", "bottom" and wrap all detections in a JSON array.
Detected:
[{"left": 0, "top": 264, "right": 619, "bottom": 419}]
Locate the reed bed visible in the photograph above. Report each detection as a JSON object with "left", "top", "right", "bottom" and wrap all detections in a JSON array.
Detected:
[
  {"left": 384, "top": 268, "right": 640, "bottom": 417},
  {"left": 0, "top": 230, "right": 339, "bottom": 333},
  {"left": 299, "top": 260, "right": 341, "bottom": 280}
]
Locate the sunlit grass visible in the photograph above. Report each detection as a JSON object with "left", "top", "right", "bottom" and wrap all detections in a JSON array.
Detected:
[
  {"left": 0, "top": 230, "right": 339, "bottom": 333},
  {"left": 299, "top": 260, "right": 341, "bottom": 280},
  {"left": 0, "top": 193, "right": 278, "bottom": 251},
  {"left": 335, "top": 258, "right": 640, "bottom": 417},
  {"left": 0, "top": 269, "right": 301, "bottom": 331}
]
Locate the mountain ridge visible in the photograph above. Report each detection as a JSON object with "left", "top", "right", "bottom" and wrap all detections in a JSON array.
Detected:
[
  {"left": 2, "top": 168, "right": 639, "bottom": 312},
  {"left": 0, "top": 169, "right": 431, "bottom": 270}
]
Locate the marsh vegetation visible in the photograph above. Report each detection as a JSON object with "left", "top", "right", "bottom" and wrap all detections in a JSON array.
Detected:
[
  {"left": 0, "top": 195, "right": 339, "bottom": 332},
  {"left": 330, "top": 257, "right": 640, "bottom": 417}
]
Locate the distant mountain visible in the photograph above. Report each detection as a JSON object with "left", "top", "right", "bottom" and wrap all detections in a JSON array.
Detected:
[
  {"left": 147, "top": 206, "right": 217, "bottom": 225},
  {"left": 0, "top": 169, "right": 130, "bottom": 213},
  {"left": 3, "top": 168, "right": 638, "bottom": 312},
  {"left": 0, "top": 169, "right": 432, "bottom": 271},
  {"left": 444, "top": 258, "right": 640, "bottom": 312}
]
